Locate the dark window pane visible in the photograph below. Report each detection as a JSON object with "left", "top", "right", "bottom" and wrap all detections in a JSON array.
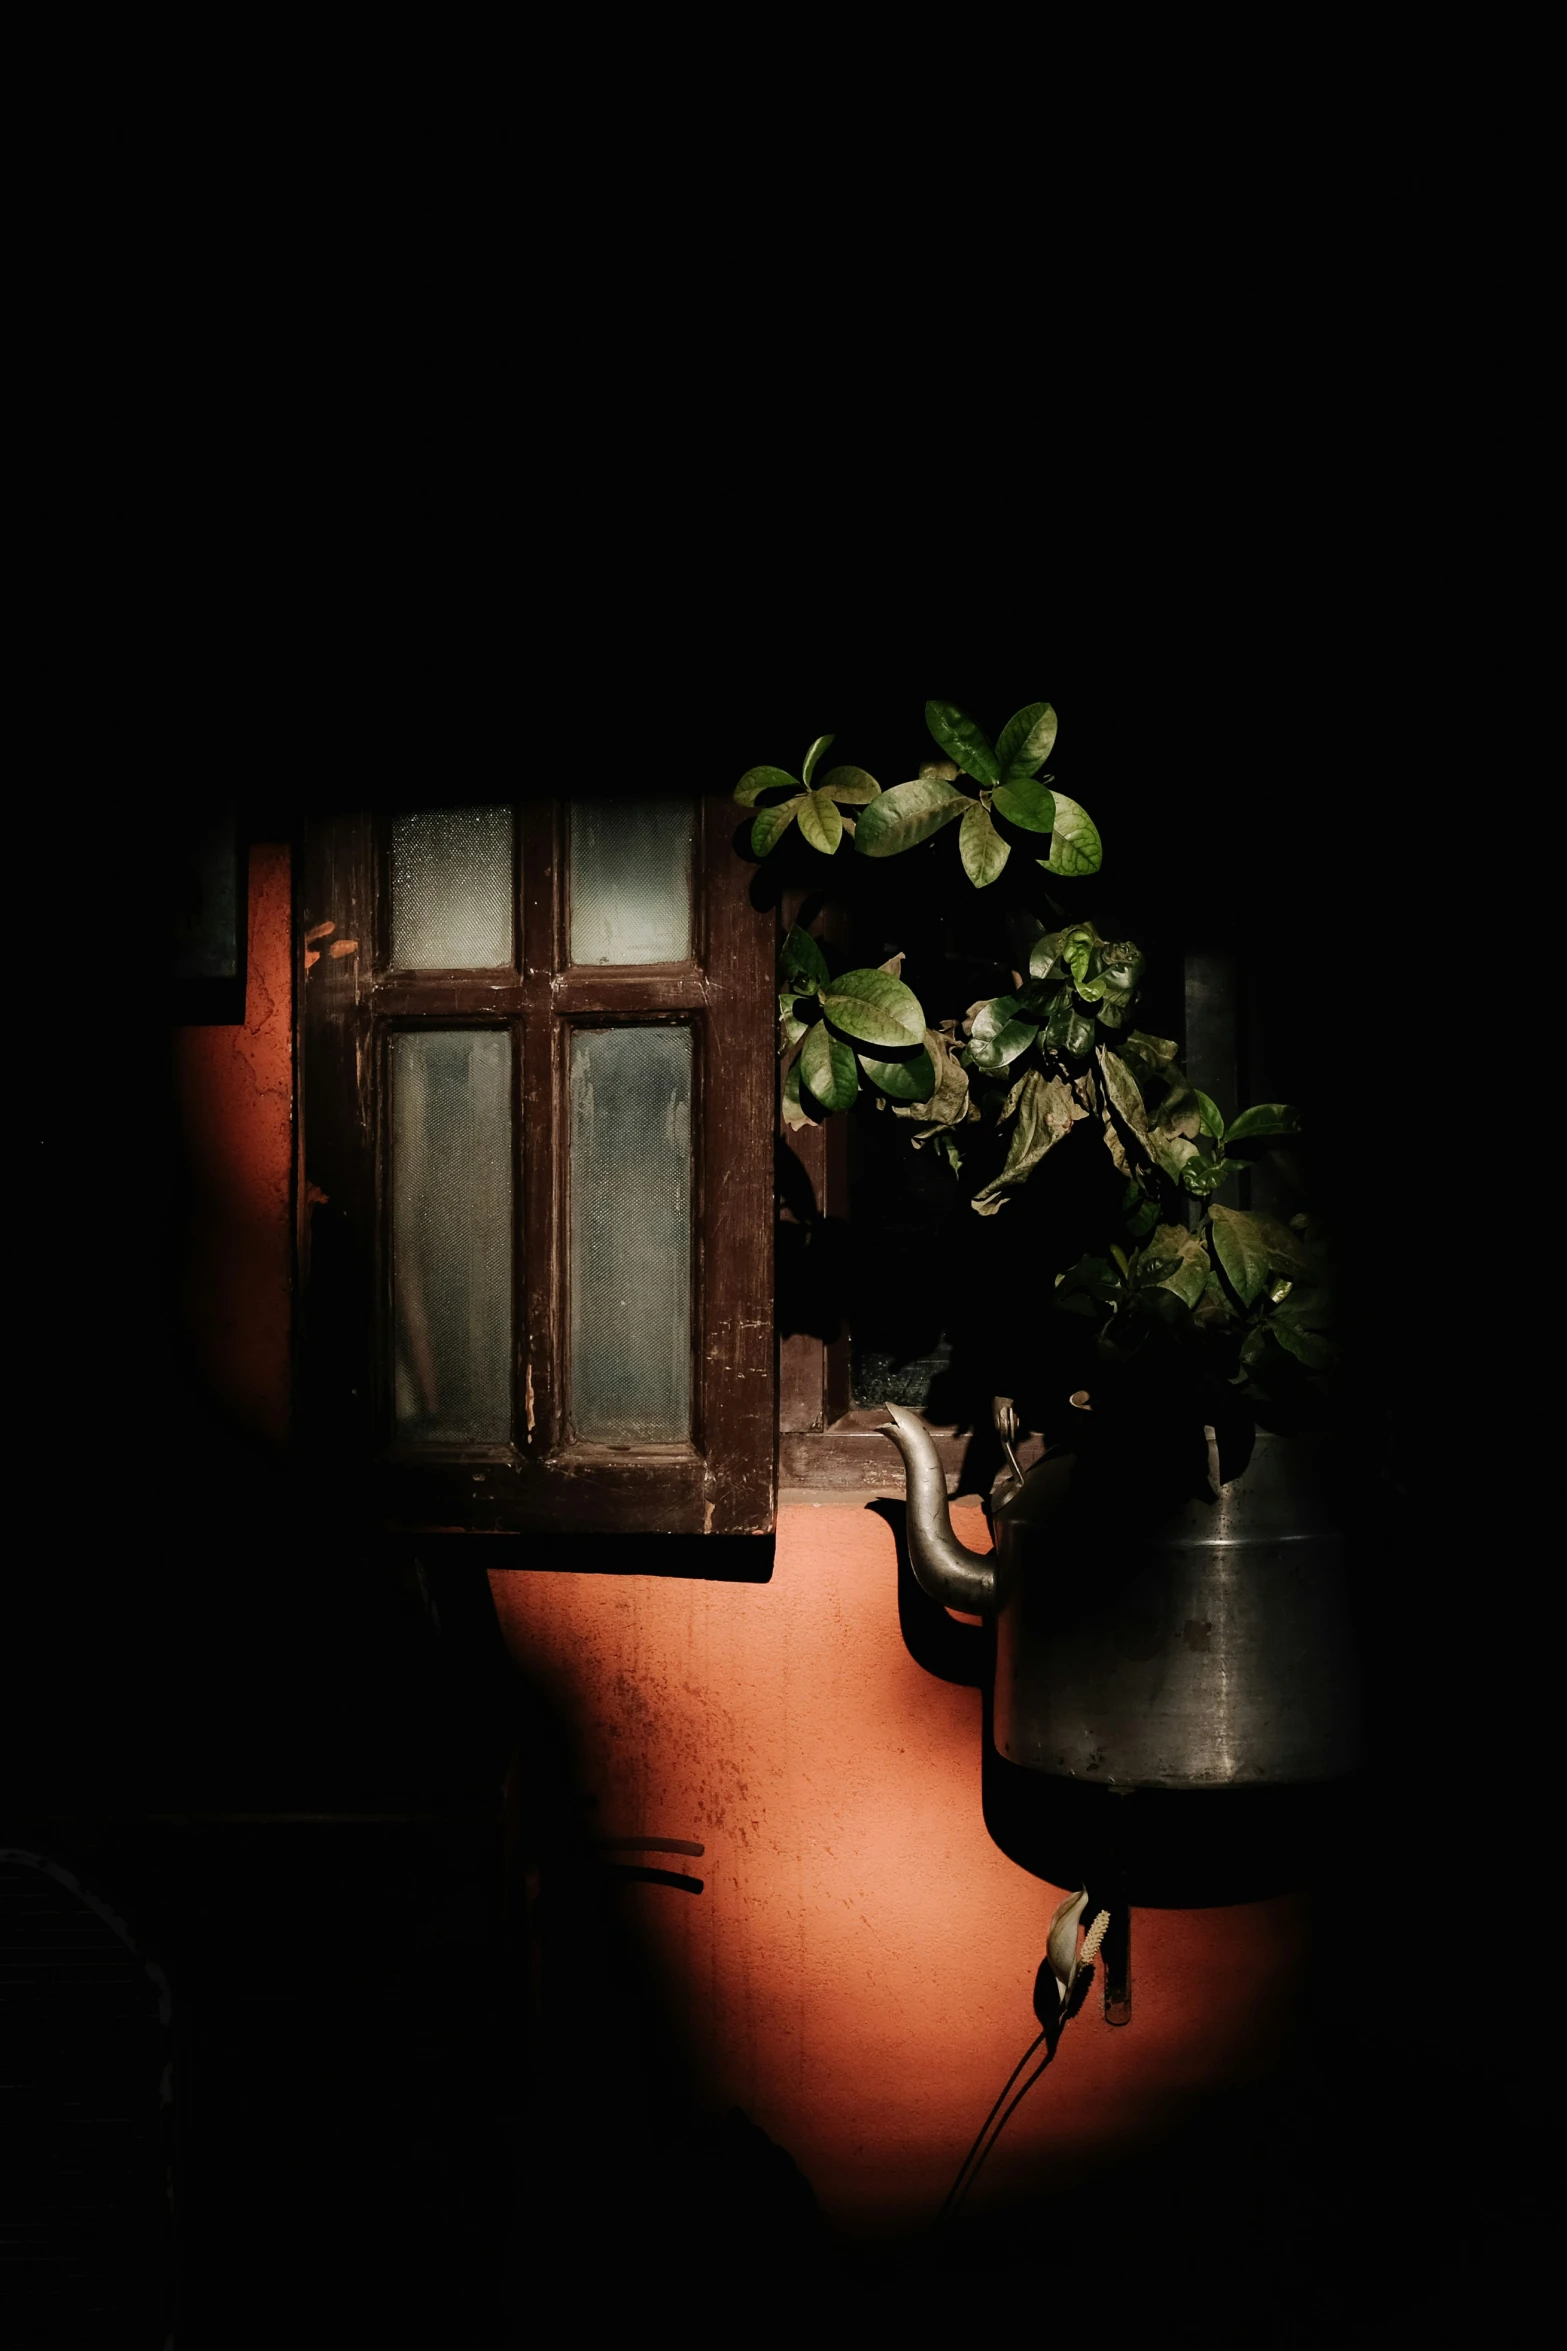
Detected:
[
  {"left": 568, "top": 1026, "right": 692, "bottom": 1443},
  {"left": 391, "top": 1031, "right": 513, "bottom": 1441}
]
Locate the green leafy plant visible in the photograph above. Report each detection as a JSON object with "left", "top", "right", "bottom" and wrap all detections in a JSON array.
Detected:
[
  {"left": 1052, "top": 1182, "right": 1335, "bottom": 1417},
  {"left": 744, "top": 697, "right": 1330, "bottom": 1414},
  {"left": 737, "top": 701, "right": 1103, "bottom": 889}
]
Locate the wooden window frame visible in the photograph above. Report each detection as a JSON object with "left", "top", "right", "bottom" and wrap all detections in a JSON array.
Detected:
[{"left": 297, "top": 795, "right": 775, "bottom": 1537}]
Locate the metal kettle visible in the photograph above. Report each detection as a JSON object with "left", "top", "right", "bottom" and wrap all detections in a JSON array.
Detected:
[{"left": 880, "top": 1402, "right": 1363, "bottom": 1790}]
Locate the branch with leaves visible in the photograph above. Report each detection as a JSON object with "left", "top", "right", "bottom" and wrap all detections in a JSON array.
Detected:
[
  {"left": 747, "top": 696, "right": 1331, "bottom": 1412},
  {"left": 736, "top": 701, "right": 1103, "bottom": 888}
]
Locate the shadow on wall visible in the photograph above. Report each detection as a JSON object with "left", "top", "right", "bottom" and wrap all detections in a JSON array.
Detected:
[
  {"left": 169, "top": 839, "right": 293, "bottom": 1449},
  {"left": 498, "top": 1625, "right": 840, "bottom": 2300}
]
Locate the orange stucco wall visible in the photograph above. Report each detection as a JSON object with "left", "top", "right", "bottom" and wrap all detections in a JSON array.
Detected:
[
  {"left": 486, "top": 1516, "right": 1305, "bottom": 2233},
  {"left": 172, "top": 842, "right": 293, "bottom": 1446},
  {"left": 177, "top": 844, "right": 1307, "bottom": 2234}
]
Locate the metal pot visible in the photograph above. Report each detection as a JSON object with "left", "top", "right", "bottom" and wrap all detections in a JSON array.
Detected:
[{"left": 880, "top": 1404, "right": 1363, "bottom": 1790}]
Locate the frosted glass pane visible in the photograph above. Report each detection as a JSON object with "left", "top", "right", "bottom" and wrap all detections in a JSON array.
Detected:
[
  {"left": 569, "top": 1027, "right": 692, "bottom": 1443},
  {"left": 390, "top": 806, "right": 514, "bottom": 969},
  {"left": 391, "top": 1031, "right": 513, "bottom": 1442},
  {"left": 568, "top": 799, "right": 694, "bottom": 965}
]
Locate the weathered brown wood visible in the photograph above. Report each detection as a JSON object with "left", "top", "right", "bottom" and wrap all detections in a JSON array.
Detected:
[
  {"left": 298, "top": 811, "right": 378, "bottom": 1465},
  {"left": 779, "top": 1426, "right": 963, "bottom": 1488},
  {"left": 552, "top": 967, "right": 705, "bottom": 1015},
  {"left": 822, "top": 1100, "right": 853, "bottom": 1423},
  {"left": 780, "top": 1420, "right": 1046, "bottom": 1490},
  {"left": 371, "top": 976, "right": 526, "bottom": 1019},
  {"left": 697, "top": 793, "right": 776, "bottom": 1532},
  {"left": 519, "top": 800, "right": 560, "bottom": 1461},
  {"left": 779, "top": 1325, "right": 825, "bottom": 1433},
  {"left": 385, "top": 1450, "right": 709, "bottom": 1534}
]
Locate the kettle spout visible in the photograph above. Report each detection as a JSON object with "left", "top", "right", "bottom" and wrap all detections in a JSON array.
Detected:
[{"left": 880, "top": 1403, "right": 998, "bottom": 1616}]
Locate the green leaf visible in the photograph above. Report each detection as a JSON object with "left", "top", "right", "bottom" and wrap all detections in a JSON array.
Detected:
[
  {"left": 1015, "top": 976, "right": 1058, "bottom": 1019},
  {"left": 854, "top": 776, "right": 971, "bottom": 858},
  {"left": 1063, "top": 1005, "right": 1096, "bottom": 1057},
  {"left": 959, "top": 801, "right": 1011, "bottom": 886},
  {"left": 801, "top": 733, "right": 834, "bottom": 788},
  {"left": 1052, "top": 1288, "right": 1102, "bottom": 1319},
  {"left": 1101, "top": 942, "right": 1146, "bottom": 996},
  {"left": 1190, "top": 1089, "right": 1226, "bottom": 1140},
  {"left": 782, "top": 1059, "right": 818, "bottom": 1130},
  {"left": 1055, "top": 1255, "right": 1123, "bottom": 1304},
  {"left": 1040, "top": 793, "right": 1104, "bottom": 877},
  {"left": 816, "top": 764, "right": 881, "bottom": 804},
  {"left": 735, "top": 765, "right": 799, "bottom": 807},
  {"left": 971, "top": 1073, "right": 1088, "bottom": 1214},
  {"left": 1029, "top": 934, "right": 1064, "bottom": 981},
  {"left": 1076, "top": 939, "right": 1144, "bottom": 1007},
  {"left": 1194, "top": 1271, "right": 1237, "bottom": 1330},
  {"left": 1098, "top": 1116, "right": 1130, "bottom": 1174},
  {"left": 780, "top": 924, "right": 828, "bottom": 993},
  {"left": 1151, "top": 1132, "right": 1202, "bottom": 1184},
  {"left": 1181, "top": 1155, "right": 1244, "bottom": 1197},
  {"left": 1060, "top": 926, "right": 1098, "bottom": 985},
  {"left": 1043, "top": 989, "right": 1074, "bottom": 1049},
  {"left": 798, "top": 790, "right": 844, "bottom": 854},
  {"left": 778, "top": 995, "right": 812, "bottom": 1049},
  {"left": 1251, "top": 1215, "right": 1314, "bottom": 1282},
  {"left": 1275, "top": 1279, "right": 1335, "bottom": 1328},
  {"left": 967, "top": 1020, "right": 1038, "bottom": 1071},
  {"left": 1224, "top": 1102, "right": 1303, "bottom": 1145},
  {"left": 893, "top": 1031, "right": 971, "bottom": 1131},
  {"left": 801, "top": 1021, "right": 859, "bottom": 1110},
  {"left": 751, "top": 797, "right": 805, "bottom": 856},
  {"left": 1132, "top": 1223, "right": 1211, "bottom": 1309},
  {"left": 820, "top": 966, "right": 927, "bottom": 1050},
  {"left": 995, "top": 701, "right": 1058, "bottom": 782},
  {"left": 1123, "top": 1032, "right": 1182, "bottom": 1082},
  {"left": 1152, "top": 1085, "right": 1203, "bottom": 1141},
  {"left": 970, "top": 994, "right": 1020, "bottom": 1040},
  {"left": 924, "top": 700, "right": 999, "bottom": 786},
  {"left": 991, "top": 775, "right": 1057, "bottom": 833},
  {"left": 1097, "top": 1049, "right": 1153, "bottom": 1150},
  {"left": 1269, "top": 1316, "right": 1337, "bottom": 1370},
  {"left": 1207, "top": 1205, "right": 1278, "bottom": 1305},
  {"left": 859, "top": 1046, "right": 937, "bottom": 1101}
]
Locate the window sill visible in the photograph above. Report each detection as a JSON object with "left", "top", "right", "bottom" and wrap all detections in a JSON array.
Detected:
[{"left": 779, "top": 1413, "right": 1045, "bottom": 1495}]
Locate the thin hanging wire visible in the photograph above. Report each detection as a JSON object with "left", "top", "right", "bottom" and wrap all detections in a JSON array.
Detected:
[
  {"left": 931, "top": 1931, "right": 1108, "bottom": 2237},
  {"left": 931, "top": 2028, "right": 1050, "bottom": 2235},
  {"left": 943, "top": 2039, "right": 1061, "bottom": 2223}
]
